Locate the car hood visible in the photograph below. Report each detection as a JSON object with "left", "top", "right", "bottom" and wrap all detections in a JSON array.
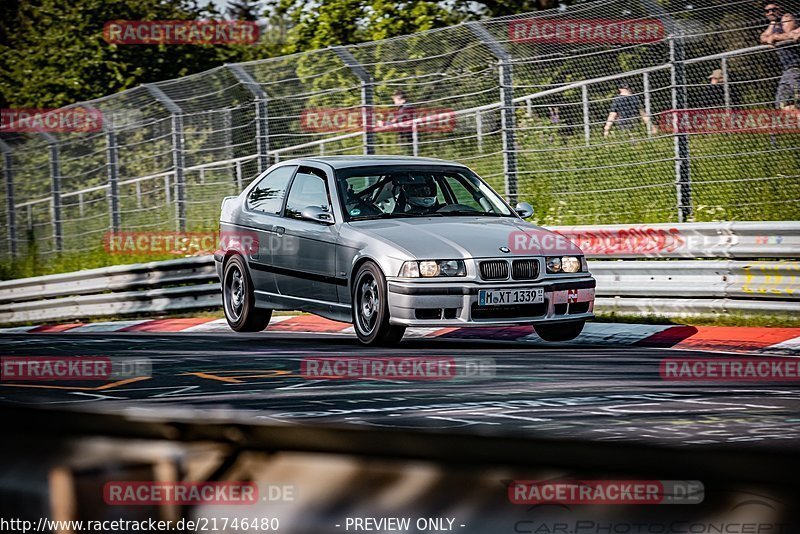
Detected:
[{"left": 346, "top": 216, "right": 582, "bottom": 259}]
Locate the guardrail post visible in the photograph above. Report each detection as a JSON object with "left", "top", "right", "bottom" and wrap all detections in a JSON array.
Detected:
[
  {"left": 145, "top": 84, "right": 186, "bottom": 231},
  {"left": 669, "top": 36, "right": 693, "bottom": 222},
  {"left": 467, "top": 22, "right": 518, "bottom": 203},
  {"left": 226, "top": 64, "right": 270, "bottom": 174},
  {"left": 332, "top": 46, "right": 375, "bottom": 155},
  {"left": 41, "top": 133, "right": 63, "bottom": 252},
  {"left": 0, "top": 140, "right": 16, "bottom": 256},
  {"left": 105, "top": 115, "right": 121, "bottom": 233}
]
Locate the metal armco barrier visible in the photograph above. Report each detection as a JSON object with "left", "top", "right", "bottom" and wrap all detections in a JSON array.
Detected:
[
  {"left": 553, "top": 222, "right": 800, "bottom": 259},
  {"left": 0, "top": 224, "right": 798, "bottom": 325}
]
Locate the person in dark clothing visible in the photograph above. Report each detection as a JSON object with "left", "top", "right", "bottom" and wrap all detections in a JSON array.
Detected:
[
  {"left": 702, "top": 69, "right": 727, "bottom": 108},
  {"left": 760, "top": 2, "right": 799, "bottom": 108},
  {"left": 603, "top": 83, "right": 654, "bottom": 137},
  {"left": 379, "top": 90, "right": 415, "bottom": 154}
]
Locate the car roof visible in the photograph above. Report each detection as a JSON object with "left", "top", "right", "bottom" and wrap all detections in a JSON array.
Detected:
[{"left": 280, "top": 155, "right": 467, "bottom": 170}]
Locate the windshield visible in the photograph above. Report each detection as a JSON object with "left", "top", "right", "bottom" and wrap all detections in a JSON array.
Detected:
[{"left": 336, "top": 166, "right": 515, "bottom": 221}]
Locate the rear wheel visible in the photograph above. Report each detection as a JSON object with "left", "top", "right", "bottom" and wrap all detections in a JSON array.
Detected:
[
  {"left": 352, "top": 262, "right": 405, "bottom": 346},
  {"left": 534, "top": 320, "right": 585, "bottom": 342},
  {"left": 223, "top": 255, "right": 272, "bottom": 332}
]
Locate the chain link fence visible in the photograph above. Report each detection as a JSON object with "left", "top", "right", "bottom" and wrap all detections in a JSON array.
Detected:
[{"left": 1, "top": 0, "right": 799, "bottom": 266}]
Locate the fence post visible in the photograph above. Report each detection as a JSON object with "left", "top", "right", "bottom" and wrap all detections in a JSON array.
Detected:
[
  {"left": 332, "top": 46, "right": 375, "bottom": 155},
  {"left": 41, "top": 133, "right": 63, "bottom": 252},
  {"left": 476, "top": 111, "right": 483, "bottom": 153},
  {"left": 105, "top": 115, "right": 121, "bottom": 233},
  {"left": 145, "top": 84, "right": 186, "bottom": 231},
  {"left": 0, "top": 140, "right": 16, "bottom": 256},
  {"left": 581, "top": 84, "right": 591, "bottom": 145},
  {"left": 227, "top": 64, "right": 270, "bottom": 174},
  {"left": 467, "top": 22, "right": 518, "bottom": 203},
  {"left": 643, "top": 72, "right": 653, "bottom": 137},
  {"left": 721, "top": 57, "right": 731, "bottom": 110},
  {"left": 669, "top": 36, "right": 693, "bottom": 222}
]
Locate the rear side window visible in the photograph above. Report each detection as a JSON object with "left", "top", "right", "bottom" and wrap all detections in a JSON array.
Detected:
[
  {"left": 247, "top": 165, "right": 296, "bottom": 214},
  {"left": 285, "top": 167, "right": 330, "bottom": 220}
]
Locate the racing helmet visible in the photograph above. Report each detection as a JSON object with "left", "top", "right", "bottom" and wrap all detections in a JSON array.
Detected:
[{"left": 398, "top": 175, "right": 437, "bottom": 209}]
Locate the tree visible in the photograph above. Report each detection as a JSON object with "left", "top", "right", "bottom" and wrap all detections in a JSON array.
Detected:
[
  {"left": 0, "top": 0, "right": 264, "bottom": 108},
  {"left": 226, "top": 0, "right": 262, "bottom": 21}
]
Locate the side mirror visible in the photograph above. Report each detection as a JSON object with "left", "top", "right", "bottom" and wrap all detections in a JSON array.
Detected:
[
  {"left": 515, "top": 201, "right": 534, "bottom": 219},
  {"left": 301, "top": 205, "right": 334, "bottom": 225}
]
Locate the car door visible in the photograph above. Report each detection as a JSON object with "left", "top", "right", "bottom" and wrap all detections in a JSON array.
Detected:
[
  {"left": 238, "top": 165, "right": 297, "bottom": 296},
  {"left": 273, "top": 165, "right": 341, "bottom": 306}
]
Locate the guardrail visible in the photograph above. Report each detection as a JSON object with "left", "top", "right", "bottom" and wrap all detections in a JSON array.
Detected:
[
  {"left": 553, "top": 221, "right": 800, "bottom": 259},
  {"left": 0, "top": 223, "right": 797, "bottom": 325}
]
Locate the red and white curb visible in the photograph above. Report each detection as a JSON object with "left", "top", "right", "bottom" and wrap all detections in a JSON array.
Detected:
[{"left": 1, "top": 316, "right": 798, "bottom": 355}]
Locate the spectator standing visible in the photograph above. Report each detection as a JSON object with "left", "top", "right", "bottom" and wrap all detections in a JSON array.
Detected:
[
  {"left": 603, "top": 83, "right": 655, "bottom": 138},
  {"left": 379, "top": 90, "right": 415, "bottom": 154},
  {"left": 760, "top": 2, "right": 799, "bottom": 108},
  {"left": 702, "top": 69, "right": 727, "bottom": 108}
]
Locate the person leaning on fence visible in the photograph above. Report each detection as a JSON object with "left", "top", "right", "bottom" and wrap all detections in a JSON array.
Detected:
[
  {"left": 760, "top": 2, "right": 799, "bottom": 109},
  {"left": 603, "top": 83, "right": 656, "bottom": 138}
]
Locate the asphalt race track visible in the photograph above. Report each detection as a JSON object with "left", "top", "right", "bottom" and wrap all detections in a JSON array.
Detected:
[{"left": 1, "top": 331, "right": 799, "bottom": 450}]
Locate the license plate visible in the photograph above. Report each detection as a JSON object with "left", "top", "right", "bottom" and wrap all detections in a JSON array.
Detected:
[{"left": 478, "top": 288, "right": 544, "bottom": 306}]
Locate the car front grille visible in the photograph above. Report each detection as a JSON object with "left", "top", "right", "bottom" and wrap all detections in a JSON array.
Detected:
[
  {"left": 479, "top": 260, "right": 509, "bottom": 280},
  {"left": 511, "top": 259, "right": 539, "bottom": 280}
]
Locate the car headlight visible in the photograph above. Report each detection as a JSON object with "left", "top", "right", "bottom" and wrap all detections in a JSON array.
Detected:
[
  {"left": 546, "top": 256, "right": 584, "bottom": 274},
  {"left": 399, "top": 260, "right": 466, "bottom": 277}
]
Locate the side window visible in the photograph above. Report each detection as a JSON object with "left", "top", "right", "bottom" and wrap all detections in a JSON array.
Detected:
[
  {"left": 444, "top": 175, "right": 482, "bottom": 209},
  {"left": 247, "top": 165, "right": 296, "bottom": 214},
  {"left": 284, "top": 166, "right": 330, "bottom": 220}
]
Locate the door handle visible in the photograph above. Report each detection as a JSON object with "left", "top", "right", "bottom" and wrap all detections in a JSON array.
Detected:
[{"left": 274, "top": 226, "right": 285, "bottom": 235}]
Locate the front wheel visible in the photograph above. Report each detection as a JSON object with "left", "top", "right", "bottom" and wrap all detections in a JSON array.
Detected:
[
  {"left": 223, "top": 254, "right": 272, "bottom": 332},
  {"left": 352, "top": 262, "right": 405, "bottom": 346},
  {"left": 534, "top": 320, "right": 585, "bottom": 342}
]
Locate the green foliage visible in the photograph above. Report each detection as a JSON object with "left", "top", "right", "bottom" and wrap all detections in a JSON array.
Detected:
[{"left": 0, "top": 0, "right": 284, "bottom": 108}]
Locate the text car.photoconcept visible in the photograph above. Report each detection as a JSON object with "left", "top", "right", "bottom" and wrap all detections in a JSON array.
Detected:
[{"left": 215, "top": 156, "right": 595, "bottom": 345}]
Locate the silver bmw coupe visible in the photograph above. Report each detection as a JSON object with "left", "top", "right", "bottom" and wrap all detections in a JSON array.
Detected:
[{"left": 215, "top": 156, "right": 595, "bottom": 345}]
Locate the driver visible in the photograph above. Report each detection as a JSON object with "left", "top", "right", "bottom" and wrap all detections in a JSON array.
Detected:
[{"left": 393, "top": 175, "right": 438, "bottom": 214}]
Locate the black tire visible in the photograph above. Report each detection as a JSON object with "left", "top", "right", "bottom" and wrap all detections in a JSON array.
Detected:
[
  {"left": 223, "top": 254, "right": 272, "bottom": 332},
  {"left": 352, "top": 261, "right": 405, "bottom": 346},
  {"left": 534, "top": 320, "right": 585, "bottom": 342}
]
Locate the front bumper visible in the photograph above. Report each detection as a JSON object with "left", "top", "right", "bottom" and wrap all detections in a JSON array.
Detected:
[{"left": 386, "top": 277, "right": 595, "bottom": 327}]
